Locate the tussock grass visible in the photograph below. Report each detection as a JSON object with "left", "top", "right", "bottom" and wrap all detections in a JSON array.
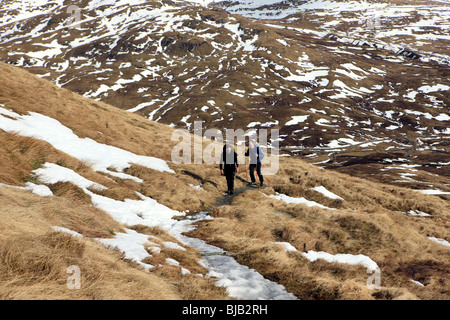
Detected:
[
  {"left": 0, "top": 187, "right": 179, "bottom": 299},
  {"left": 0, "top": 231, "right": 183, "bottom": 300},
  {"left": 0, "top": 61, "right": 232, "bottom": 299},
  {"left": 0, "top": 232, "right": 85, "bottom": 282},
  {"left": 1, "top": 61, "right": 448, "bottom": 300},
  {"left": 128, "top": 224, "right": 231, "bottom": 300},
  {"left": 188, "top": 156, "right": 450, "bottom": 300},
  {"left": 0, "top": 185, "right": 229, "bottom": 300}
]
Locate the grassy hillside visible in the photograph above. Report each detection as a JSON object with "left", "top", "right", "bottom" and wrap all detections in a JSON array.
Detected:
[
  {"left": 190, "top": 157, "right": 450, "bottom": 299},
  {"left": 0, "top": 61, "right": 230, "bottom": 299},
  {"left": 0, "top": 61, "right": 449, "bottom": 300},
  {"left": 1, "top": 0, "right": 448, "bottom": 205}
]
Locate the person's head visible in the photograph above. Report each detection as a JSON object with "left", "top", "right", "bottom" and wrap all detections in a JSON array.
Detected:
[
  {"left": 249, "top": 139, "right": 255, "bottom": 148},
  {"left": 225, "top": 144, "right": 232, "bottom": 153}
]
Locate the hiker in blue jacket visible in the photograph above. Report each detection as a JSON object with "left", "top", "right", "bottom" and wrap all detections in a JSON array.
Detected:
[
  {"left": 245, "top": 140, "right": 264, "bottom": 187},
  {"left": 220, "top": 144, "right": 239, "bottom": 195}
]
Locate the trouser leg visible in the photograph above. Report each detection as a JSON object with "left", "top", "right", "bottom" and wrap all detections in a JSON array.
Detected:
[
  {"left": 256, "top": 163, "right": 263, "bottom": 185},
  {"left": 249, "top": 164, "right": 256, "bottom": 183},
  {"left": 226, "top": 173, "right": 235, "bottom": 191}
]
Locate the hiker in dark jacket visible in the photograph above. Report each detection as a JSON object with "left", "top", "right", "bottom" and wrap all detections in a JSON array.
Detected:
[
  {"left": 245, "top": 139, "right": 264, "bottom": 187},
  {"left": 220, "top": 144, "right": 239, "bottom": 195}
]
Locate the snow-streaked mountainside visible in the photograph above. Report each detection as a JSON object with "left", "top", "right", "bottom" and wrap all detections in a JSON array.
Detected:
[
  {"left": 0, "top": 0, "right": 448, "bottom": 192},
  {"left": 0, "top": 104, "right": 295, "bottom": 300},
  {"left": 0, "top": 16, "right": 450, "bottom": 300},
  {"left": 0, "top": 63, "right": 300, "bottom": 300}
]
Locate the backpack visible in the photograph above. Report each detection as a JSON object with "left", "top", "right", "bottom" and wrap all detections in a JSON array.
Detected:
[{"left": 257, "top": 147, "right": 264, "bottom": 160}]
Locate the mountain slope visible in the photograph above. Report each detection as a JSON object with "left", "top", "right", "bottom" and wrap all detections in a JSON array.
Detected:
[
  {"left": 0, "top": 61, "right": 449, "bottom": 300},
  {"left": 0, "top": 60, "right": 232, "bottom": 300},
  {"left": 0, "top": 0, "right": 448, "bottom": 195}
]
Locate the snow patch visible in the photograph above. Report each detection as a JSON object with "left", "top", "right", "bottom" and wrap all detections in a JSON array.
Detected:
[
  {"left": 285, "top": 115, "right": 309, "bottom": 126},
  {"left": 268, "top": 192, "right": 334, "bottom": 210},
  {"left": 310, "top": 186, "right": 344, "bottom": 201},
  {"left": 428, "top": 237, "right": 450, "bottom": 248},
  {"left": 33, "top": 163, "right": 107, "bottom": 191},
  {"left": 302, "top": 250, "right": 379, "bottom": 272},
  {"left": 0, "top": 107, "right": 175, "bottom": 180}
]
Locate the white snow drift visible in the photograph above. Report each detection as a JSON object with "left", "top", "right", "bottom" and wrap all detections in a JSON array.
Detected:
[{"left": 0, "top": 107, "right": 175, "bottom": 180}]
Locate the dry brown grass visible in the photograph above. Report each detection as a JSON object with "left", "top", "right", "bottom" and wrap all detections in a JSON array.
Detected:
[
  {"left": 270, "top": 157, "right": 449, "bottom": 216},
  {"left": 0, "top": 183, "right": 231, "bottom": 300},
  {"left": 0, "top": 61, "right": 230, "bottom": 300},
  {"left": 188, "top": 156, "right": 450, "bottom": 300},
  {"left": 1, "top": 60, "right": 449, "bottom": 300},
  {"left": 0, "top": 61, "right": 176, "bottom": 161},
  {"left": 129, "top": 225, "right": 232, "bottom": 300},
  {"left": 0, "top": 187, "right": 183, "bottom": 300}
]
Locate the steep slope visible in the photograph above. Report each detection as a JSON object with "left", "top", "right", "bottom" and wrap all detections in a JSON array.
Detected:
[
  {"left": 0, "top": 60, "right": 233, "bottom": 300},
  {"left": 0, "top": 61, "right": 449, "bottom": 300},
  {"left": 0, "top": 0, "right": 448, "bottom": 194}
]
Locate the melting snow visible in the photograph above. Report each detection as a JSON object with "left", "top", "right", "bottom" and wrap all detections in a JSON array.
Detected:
[
  {"left": 285, "top": 115, "right": 309, "bottom": 126},
  {"left": 418, "top": 84, "right": 450, "bottom": 93},
  {"left": 5, "top": 107, "right": 296, "bottom": 300},
  {"left": 273, "top": 242, "right": 298, "bottom": 252},
  {"left": 52, "top": 226, "right": 83, "bottom": 238},
  {"left": 302, "top": 250, "right": 379, "bottom": 272},
  {"left": 33, "top": 163, "right": 107, "bottom": 191},
  {"left": 201, "top": 254, "right": 296, "bottom": 300},
  {"left": 418, "top": 189, "right": 450, "bottom": 196},
  {"left": 310, "top": 186, "right": 344, "bottom": 201},
  {"left": 0, "top": 107, "right": 175, "bottom": 179},
  {"left": 24, "top": 182, "right": 54, "bottom": 197},
  {"left": 268, "top": 192, "right": 335, "bottom": 210},
  {"left": 428, "top": 237, "right": 450, "bottom": 248},
  {"left": 97, "top": 228, "right": 155, "bottom": 271},
  {"left": 0, "top": 182, "right": 53, "bottom": 197},
  {"left": 269, "top": 240, "right": 380, "bottom": 272},
  {"left": 402, "top": 210, "right": 431, "bottom": 217}
]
